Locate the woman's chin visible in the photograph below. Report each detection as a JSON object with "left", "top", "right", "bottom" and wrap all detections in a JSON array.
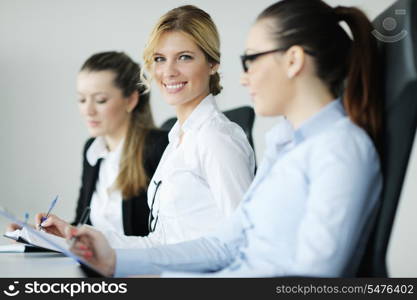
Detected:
[{"left": 86, "top": 128, "right": 102, "bottom": 137}]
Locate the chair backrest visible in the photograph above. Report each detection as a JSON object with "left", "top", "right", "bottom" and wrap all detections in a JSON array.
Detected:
[
  {"left": 356, "top": 0, "right": 417, "bottom": 276},
  {"left": 160, "top": 106, "right": 255, "bottom": 151},
  {"left": 160, "top": 117, "right": 177, "bottom": 132}
]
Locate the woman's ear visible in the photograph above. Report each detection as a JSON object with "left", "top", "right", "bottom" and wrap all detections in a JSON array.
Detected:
[
  {"left": 210, "top": 63, "right": 219, "bottom": 75},
  {"left": 285, "top": 45, "right": 305, "bottom": 79},
  {"left": 127, "top": 90, "right": 139, "bottom": 113}
]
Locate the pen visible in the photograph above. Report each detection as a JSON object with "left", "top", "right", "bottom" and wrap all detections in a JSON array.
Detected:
[
  {"left": 68, "top": 206, "right": 90, "bottom": 248},
  {"left": 78, "top": 206, "right": 91, "bottom": 226},
  {"left": 24, "top": 212, "right": 29, "bottom": 226},
  {"left": 39, "top": 195, "right": 59, "bottom": 229}
]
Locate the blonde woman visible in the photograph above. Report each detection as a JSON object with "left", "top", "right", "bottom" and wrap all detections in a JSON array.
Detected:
[{"left": 41, "top": 6, "right": 255, "bottom": 248}]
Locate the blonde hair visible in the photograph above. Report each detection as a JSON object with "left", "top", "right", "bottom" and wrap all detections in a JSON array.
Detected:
[{"left": 141, "top": 5, "right": 222, "bottom": 95}]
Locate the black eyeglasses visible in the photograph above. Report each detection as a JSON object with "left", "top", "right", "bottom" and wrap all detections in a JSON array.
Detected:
[
  {"left": 240, "top": 47, "right": 316, "bottom": 72},
  {"left": 148, "top": 180, "right": 162, "bottom": 233}
]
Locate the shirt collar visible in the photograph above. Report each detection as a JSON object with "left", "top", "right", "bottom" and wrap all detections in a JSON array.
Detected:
[
  {"left": 265, "top": 99, "right": 345, "bottom": 149},
  {"left": 168, "top": 94, "right": 217, "bottom": 143},
  {"left": 86, "top": 136, "right": 124, "bottom": 166}
]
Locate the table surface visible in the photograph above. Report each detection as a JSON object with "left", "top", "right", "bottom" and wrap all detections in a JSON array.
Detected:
[{"left": 0, "top": 252, "right": 85, "bottom": 277}]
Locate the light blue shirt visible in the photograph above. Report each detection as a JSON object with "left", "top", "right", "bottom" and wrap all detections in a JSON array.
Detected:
[{"left": 114, "top": 100, "right": 382, "bottom": 277}]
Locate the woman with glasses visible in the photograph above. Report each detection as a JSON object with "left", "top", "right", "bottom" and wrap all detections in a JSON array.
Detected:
[
  {"left": 9, "top": 52, "right": 168, "bottom": 238},
  {"left": 40, "top": 6, "right": 255, "bottom": 249},
  {"left": 70, "top": 0, "right": 382, "bottom": 277}
]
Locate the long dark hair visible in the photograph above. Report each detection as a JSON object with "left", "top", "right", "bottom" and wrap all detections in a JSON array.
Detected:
[
  {"left": 258, "top": 0, "right": 382, "bottom": 146},
  {"left": 81, "top": 51, "right": 155, "bottom": 199}
]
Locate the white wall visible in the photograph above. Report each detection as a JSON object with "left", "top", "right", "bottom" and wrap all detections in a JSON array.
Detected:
[{"left": 3, "top": 0, "right": 413, "bottom": 276}]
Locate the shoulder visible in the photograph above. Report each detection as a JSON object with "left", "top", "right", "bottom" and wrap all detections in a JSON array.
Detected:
[
  {"left": 196, "top": 113, "right": 252, "bottom": 156},
  {"left": 309, "top": 117, "right": 380, "bottom": 167},
  {"left": 328, "top": 118, "right": 375, "bottom": 152},
  {"left": 201, "top": 112, "right": 245, "bottom": 139}
]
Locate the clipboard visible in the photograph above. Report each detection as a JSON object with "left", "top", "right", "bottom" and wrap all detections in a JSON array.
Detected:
[
  {"left": 0, "top": 207, "right": 105, "bottom": 277},
  {"left": 1, "top": 233, "right": 56, "bottom": 253},
  {"left": 3, "top": 228, "right": 62, "bottom": 252}
]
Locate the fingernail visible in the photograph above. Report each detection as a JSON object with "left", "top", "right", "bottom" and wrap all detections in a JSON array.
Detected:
[{"left": 70, "top": 228, "right": 78, "bottom": 236}]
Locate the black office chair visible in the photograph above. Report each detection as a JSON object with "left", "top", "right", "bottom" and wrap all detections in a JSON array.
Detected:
[
  {"left": 356, "top": 0, "right": 417, "bottom": 277},
  {"left": 160, "top": 106, "right": 255, "bottom": 151}
]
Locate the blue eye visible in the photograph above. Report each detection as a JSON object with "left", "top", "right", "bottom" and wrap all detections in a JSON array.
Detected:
[
  {"left": 179, "top": 54, "right": 192, "bottom": 61},
  {"left": 154, "top": 56, "right": 165, "bottom": 63}
]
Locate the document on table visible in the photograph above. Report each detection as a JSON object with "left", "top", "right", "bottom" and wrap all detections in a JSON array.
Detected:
[
  {"left": 0, "top": 207, "right": 106, "bottom": 277},
  {"left": 3, "top": 227, "right": 67, "bottom": 253}
]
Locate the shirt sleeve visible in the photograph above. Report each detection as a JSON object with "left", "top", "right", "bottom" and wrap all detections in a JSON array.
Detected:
[
  {"left": 198, "top": 124, "right": 255, "bottom": 216},
  {"left": 114, "top": 207, "right": 245, "bottom": 277}
]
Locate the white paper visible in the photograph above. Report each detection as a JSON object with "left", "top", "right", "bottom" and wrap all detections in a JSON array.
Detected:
[
  {"left": 4, "top": 228, "right": 68, "bottom": 253},
  {"left": 0, "top": 243, "right": 26, "bottom": 253},
  {"left": 4, "top": 229, "right": 21, "bottom": 241}
]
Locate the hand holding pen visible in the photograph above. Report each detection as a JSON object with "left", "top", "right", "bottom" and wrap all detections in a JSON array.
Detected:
[
  {"left": 35, "top": 205, "right": 90, "bottom": 240},
  {"left": 34, "top": 195, "right": 72, "bottom": 238},
  {"left": 38, "top": 195, "right": 59, "bottom": 230}
]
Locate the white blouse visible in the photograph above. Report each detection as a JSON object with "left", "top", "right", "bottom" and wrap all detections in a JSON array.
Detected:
[
  {"left": 103, "top": 94, "right": 255, "bottom": 248},
  {"left": 87, "top": 137, "right": 124, "bottom": 235}
]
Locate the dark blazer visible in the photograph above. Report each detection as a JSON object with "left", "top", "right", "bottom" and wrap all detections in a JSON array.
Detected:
[{"left": 72, "top": 129, "right": 168, "bottom": 236}]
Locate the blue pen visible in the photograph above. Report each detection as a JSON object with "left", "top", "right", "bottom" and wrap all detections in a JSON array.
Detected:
[
  {"left": 39, "top": 195, "right": 59, "bottom": 229},
  {"left": 24, "top": 212, "right": 29, "bottom": 225}
]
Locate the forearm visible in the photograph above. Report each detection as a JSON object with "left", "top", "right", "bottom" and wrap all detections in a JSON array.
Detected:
[{"left": 114, "top": 236, "right": 235, "bottom": 277}]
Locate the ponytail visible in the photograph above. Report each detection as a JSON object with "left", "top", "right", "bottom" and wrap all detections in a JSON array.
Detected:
[
  {"left": 334, "top": 6, "right": 382, "bottom": 147},
  {"left": 209, "top": 72, "right": 222, "bottom": 95},
  {"left": 258, "top": 0, "right": 382, "bottom": 147}
]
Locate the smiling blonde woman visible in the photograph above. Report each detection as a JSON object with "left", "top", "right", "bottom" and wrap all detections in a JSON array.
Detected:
[
  {"left": 35, "top": 7, "right": 254, "bottom": 249},
  {"left": 95, "top": 5, "right": 255, "bottom": 248}
]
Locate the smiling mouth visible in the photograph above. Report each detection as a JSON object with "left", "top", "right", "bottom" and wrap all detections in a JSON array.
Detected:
[{"left": 163, "top": 82, "right": 187, "bottom": 93}]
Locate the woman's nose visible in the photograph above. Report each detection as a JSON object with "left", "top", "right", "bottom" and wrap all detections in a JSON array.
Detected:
[
  {"left": 240, "top": 72, "right": 249, "bottom": 87},
  {"left": 163, "top": 60, "right": 180, "bottom": 78},
  {"left": 83, "top": 100, "right": 96, "bottom": 116}
]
